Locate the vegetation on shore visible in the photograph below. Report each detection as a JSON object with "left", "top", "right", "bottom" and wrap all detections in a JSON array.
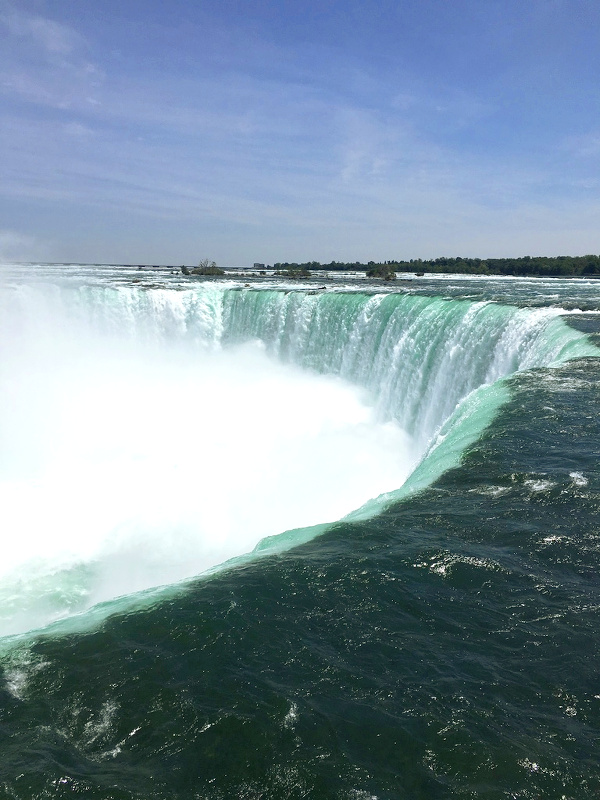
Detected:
[
  {"left": 179, "top": 255, "right": 600, "bottom": 280},
  {"left": 272, "top": 255, "right": 600, "bottom": 278}
]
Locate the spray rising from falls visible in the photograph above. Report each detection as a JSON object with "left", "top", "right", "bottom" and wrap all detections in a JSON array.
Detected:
[{"left": 0, "top": 281, "right": 596, "bottom": 637}]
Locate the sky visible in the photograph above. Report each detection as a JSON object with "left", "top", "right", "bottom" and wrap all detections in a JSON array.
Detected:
[{"left": 1, "top": 0, "right": 600, "bottom": 265}]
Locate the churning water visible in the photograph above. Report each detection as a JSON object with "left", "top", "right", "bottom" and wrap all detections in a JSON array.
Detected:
[{"left": 1, "top": 265, "right": 599, "bottom": 799}]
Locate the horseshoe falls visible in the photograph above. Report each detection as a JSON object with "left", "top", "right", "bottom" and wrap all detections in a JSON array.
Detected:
[{"left": 1, "top": 265, "right": 600, "bottom": 799}]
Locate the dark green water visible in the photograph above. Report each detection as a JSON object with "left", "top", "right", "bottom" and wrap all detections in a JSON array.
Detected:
[{"left": 1, "top": 267, "right": 599, "bottom": 798}]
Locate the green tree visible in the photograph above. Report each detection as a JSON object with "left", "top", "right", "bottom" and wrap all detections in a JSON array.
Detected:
[{"left": 190, "top": 258, "right": 224, "bottom": 276}]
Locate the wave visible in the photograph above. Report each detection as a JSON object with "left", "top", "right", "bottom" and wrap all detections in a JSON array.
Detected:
[{"left": 0, "top": 281, "right": 597, "bottom": 639}]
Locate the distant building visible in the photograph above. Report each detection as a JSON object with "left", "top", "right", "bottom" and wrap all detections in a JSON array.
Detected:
[{"left": 253, "top": 263, "right": 265, "bottom": 269}]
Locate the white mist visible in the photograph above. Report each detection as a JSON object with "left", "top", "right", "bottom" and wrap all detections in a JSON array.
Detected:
[{"left": 0, "top": 311, "right": 415, "bottom": 636}]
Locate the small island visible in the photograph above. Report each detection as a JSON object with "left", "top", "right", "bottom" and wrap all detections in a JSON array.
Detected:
[{"left": 182, "top": 258, "right": 225, "bottom": 276}]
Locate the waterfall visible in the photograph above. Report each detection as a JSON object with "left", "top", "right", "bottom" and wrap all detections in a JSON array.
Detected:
[{"left": 0, "top": 278, "right": 596, "bottom": 638}]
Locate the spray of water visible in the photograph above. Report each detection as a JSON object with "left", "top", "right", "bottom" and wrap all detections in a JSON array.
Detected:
[{"left": 0, "top": 321, "right": 414, "bottom": 637}]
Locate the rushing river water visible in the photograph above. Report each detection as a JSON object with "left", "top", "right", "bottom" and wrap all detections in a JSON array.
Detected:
[{"left": 1, "top": 264, "right": 599, "bottom": 799}]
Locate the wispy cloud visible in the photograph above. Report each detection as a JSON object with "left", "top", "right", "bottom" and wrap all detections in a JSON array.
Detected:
[
  {"left": 0, "top": 229, "right": 45, "bottom": 263},
  {"left": 563, "top": 132, "right": 600, "bottom": 159},
  {"left": 1, "top": 9, "right": 82, "bottom": 54},
  {"left": 0, "top": 6, "right": 103, "bottom": 109}
]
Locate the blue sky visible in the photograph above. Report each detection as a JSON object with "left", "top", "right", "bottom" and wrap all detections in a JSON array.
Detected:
[{"left": 1, "top": 0, "right": 599, "bottom": 265}]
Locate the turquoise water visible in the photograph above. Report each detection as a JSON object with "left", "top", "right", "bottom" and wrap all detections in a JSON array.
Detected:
[{"left": 0, "top": 265, "right": 599, "bottom": 798}]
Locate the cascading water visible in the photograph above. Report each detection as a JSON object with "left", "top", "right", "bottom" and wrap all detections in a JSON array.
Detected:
[
  {"left": 0, "top": 277, "right": 596, "bottom": 639},
  {"left": 219, "top": 289, "right": 589, "bottom": 447}
]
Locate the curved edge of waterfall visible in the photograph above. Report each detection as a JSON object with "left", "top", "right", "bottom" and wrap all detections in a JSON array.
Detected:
[{"left": 1, "top": 283, "right": 600, "bottom": 646}]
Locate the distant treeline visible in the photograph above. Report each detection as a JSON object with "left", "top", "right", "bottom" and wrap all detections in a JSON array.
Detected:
[{"left": 272, "top": 255, "right": 600, "bottom": 277}]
